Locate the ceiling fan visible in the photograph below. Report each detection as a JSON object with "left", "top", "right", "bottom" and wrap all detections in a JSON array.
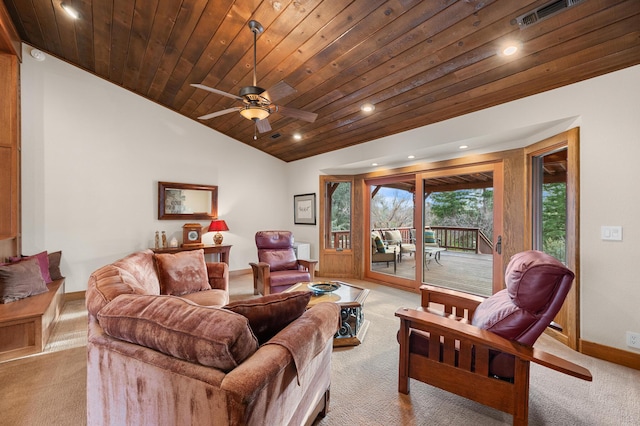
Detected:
[{"left": 191, "top": 20, "right": 317, "bottom": 138}]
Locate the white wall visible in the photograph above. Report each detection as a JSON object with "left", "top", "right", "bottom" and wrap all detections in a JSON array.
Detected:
[
  {"left": 287, "top": 65, "right": 640, "bottom": 353},
  {"left": 20, "top": 45, "right": 290, "bottom": 292},
  {"left": 20, "top": 40, "right": 640, "bottom": 353}
]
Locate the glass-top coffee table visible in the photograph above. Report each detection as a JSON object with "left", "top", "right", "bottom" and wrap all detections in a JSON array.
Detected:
[{"left": 286, "top": 281, "right": 370, "bottom": 347}]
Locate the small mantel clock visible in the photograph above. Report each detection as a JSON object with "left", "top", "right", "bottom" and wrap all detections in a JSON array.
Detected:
[{"left": 182, "top": 223, "right": 204, "bottom": 248}]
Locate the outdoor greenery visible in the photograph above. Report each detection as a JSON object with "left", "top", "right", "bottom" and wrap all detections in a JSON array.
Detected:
[
  {"left": 542, "top": 182, "right": 567, "bottom": 262},
  {"left": 336, "top": 181, "right": 565, "bottom": 261},
  {"left": 426, "top": 189, "right": 494, "bottom": 238},
  {"left": 330, "top": 182, "right": 351, "bottom": 231}
]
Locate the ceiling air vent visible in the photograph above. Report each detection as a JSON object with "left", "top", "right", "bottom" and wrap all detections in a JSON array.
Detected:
[
  {"left": 516, "top": 0, "right": 586, "bottom": 28},
  {"left": 270, "top": 133, "right": 282, "bottom": 139}
]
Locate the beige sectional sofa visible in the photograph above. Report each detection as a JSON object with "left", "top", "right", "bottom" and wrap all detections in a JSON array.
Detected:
[{"left": 86, "top": 249, "right": 340, "bottom": 426}]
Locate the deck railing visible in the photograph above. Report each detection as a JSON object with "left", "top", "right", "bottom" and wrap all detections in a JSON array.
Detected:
[{"left": 328, "top": 226, "right": 492, "bottom": 253}]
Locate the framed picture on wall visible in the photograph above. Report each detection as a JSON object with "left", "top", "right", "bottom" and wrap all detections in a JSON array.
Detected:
[{"left": 294, "top": 193, "right": 316, "bottom": 225}]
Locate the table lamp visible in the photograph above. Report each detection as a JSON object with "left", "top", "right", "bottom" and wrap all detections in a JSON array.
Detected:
[{"left": 208, "top": 219, "right": 229, "bottom": 245}]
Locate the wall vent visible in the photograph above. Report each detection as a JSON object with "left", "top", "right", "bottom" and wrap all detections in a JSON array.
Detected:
[{"left": 516, "top": 0, "right": 586, "bottom": 28}]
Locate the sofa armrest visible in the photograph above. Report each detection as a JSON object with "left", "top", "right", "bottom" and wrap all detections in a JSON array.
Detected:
[{"left": 206, "top": 262, "right": 229, "bottom": 291}]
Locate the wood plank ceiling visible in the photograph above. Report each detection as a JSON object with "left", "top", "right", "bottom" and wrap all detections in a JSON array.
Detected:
[{"left": 4, "top": 0, "right": 639, "bottom": 162}]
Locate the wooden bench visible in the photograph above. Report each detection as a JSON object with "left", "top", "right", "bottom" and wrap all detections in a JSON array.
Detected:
[{"left": 0, "top": 278, "right": 65, "bottom": 362}]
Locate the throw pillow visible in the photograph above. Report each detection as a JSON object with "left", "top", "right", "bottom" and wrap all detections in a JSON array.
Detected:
[
  {"left": 374, "top": 236, "right": 385, "bottom": 253},
  {"left": 224, "top": 291, "right": 312, "bottom": 344},
  {"left": 384, "top": 229, "right": 403, "bottom": 244},
  {"left": 98, "top": 294, "right": 259, "bottom": 372},
  {"left": 48, "top": 251, "right": 63, "bottom": 280},
  {"left": 9, "top": 251, "right": 52, "bottom": 283},
  {"left": 154, "top": 249, "right": 211, "bottom": 296},
  {"left": 0, "top": 258, "right": 49, "bottom": 304},
  {"left": 425, "top": 230, "right": 436, "bottom": 244}
]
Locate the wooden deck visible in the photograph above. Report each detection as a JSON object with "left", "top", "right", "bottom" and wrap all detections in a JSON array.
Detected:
[{"left": 371, "top": 251, "right": 493, "bottom": 297}]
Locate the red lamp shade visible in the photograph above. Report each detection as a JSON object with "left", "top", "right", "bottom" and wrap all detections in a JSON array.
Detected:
[
  {"left": 208, "top": 220, "right": 229, "bottom": 245},
  {"left": 208, "top": 220, "right": 229, "bottom": 232}
]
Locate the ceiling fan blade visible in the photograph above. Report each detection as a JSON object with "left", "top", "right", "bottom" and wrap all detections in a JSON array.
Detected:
[
  {"left": 263, "top": 81, "right": 297, "bottom": 102},
  {"left": 274, "top": 105, "right": 318, "bottom": 123},
  {"left": 256, "top": 117, "right": 272, "bottom": 133},
  {"left": 191, "top": 84, "right": 243, "bottom": 102},
  {"left": 197, "top": 107, "right": 241, "bottom": 120}
]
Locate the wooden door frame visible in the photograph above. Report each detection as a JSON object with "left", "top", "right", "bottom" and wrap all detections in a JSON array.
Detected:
[
  {"left": 318, "top": 175, "right": 357, "bottom": 278},
  {"left": 418, "top": 161, "right": 504, "bottom": 294},
  {"left": 524, "top": 128, "right": 580, "bottom": 349}
]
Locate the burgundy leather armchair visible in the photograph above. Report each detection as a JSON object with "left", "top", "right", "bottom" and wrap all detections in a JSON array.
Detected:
[
  {"left": 249, "top": 231, "right": 317, "bottom": 295},
  {"left": 396, "top": 250, "right": 592, "bottom": 425}
]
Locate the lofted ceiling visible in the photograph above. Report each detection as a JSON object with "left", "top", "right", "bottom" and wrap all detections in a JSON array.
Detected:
[{"left": 3, "top": 0, "right": 639, "bottom": 162}]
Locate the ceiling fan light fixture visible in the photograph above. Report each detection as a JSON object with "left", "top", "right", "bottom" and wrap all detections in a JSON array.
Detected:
[{"left": 240, "top": 106, "right": 270, "bottom": 121}]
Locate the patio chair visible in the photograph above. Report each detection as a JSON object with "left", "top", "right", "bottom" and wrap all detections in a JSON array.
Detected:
[
  {"left": 396, "top": 250, "right": 592, "bottom": 425},
  {"left": 400, "top": 229, "right": 417, "bottom": 260},
  {"left": 371, "top": 233, "right": 396, "bottom": 273}
]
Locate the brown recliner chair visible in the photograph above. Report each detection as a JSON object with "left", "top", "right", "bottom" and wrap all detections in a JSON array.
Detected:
[
  {"left": 396, "top": 250, "right": 592, "bottom": 425},
  {"left": 250, "top": 231, "right": 318, "bottom": 295}
]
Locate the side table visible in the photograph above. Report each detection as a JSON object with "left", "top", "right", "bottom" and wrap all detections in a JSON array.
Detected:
[
  {"left": 152, "top": 244, "right": 231, "bottom": 265},
  {"left": 287, "top": 281, "right": 370, "bottom": 347}
]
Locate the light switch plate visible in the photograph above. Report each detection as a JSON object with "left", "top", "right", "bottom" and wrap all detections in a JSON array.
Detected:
[{"left": 601, "top": 226, "right": 622, "bottom": 241}]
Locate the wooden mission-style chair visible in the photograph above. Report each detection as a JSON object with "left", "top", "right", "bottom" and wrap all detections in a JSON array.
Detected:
[
  {"left": 249, "top": 230, "right": 317, "bottom": 296},
  {"left": 396, "top": 250, "right": 592, "bottom": 425}
]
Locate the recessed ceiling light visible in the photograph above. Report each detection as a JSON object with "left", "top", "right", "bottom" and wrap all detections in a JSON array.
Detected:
[
  {"left": 361, "top": 103, "right": 375, "bottom": 113},
  {"left": 293, "top": 133, "right": 302, "bottom": 141},
  {"left": 372, "top": 162, "right": 378, "bottom": 166},
  {"left": 407, "top": 155, "right": 415, "bottom": 159},
  {"left": 503, "top": 45, "right": 518, "bottom": 56},
  {"left": 459, "top": 145, "right": 469, "bottom": 150},
  {"left": 61, "top": 3, "right": 80, "bottom": 19}
]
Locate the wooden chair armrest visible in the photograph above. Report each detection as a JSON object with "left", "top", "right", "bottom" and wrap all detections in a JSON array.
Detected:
[
  {"left": 531, "top": 347, "right": 592, "bottom": 381},
  {"left": 419, "top": 285, "right": 486, "bottom": 320},
  {"left": 395, "top": 307, "right": 591, "bottom": 381},
  {"left": 296, "top": 259, "right": 318, "bottom": 281},
  {"left": 296, "top": 259, "right": 318, "bottom": 269}
]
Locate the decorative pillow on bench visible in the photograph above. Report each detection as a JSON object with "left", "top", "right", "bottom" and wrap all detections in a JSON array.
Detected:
[
  {"left": 0, "top": 258, "right": 48, "bottom": 304},
  {"left": 7, "top": 250, "right": 64, "bottom": 283}
]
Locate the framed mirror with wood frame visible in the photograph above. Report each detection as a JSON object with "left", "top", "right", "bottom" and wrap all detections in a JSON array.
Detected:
[{"left": 158, "top": 182, "right": 218, "bottom": 220}]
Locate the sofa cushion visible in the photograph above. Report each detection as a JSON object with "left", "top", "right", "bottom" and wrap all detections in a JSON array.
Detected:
[
  {"left": 155, "top": 249, "right": 211, "bottom": 296},
  {"left": 269, "top": 270, "right": 311, "bottom": 288},
  {"left": 383, "top": 230, "right": 403, "bottom": 244},
  {"left": 224, "top": 291, "right": 312, "bottom": 344},
  {"left": 9, "top": 251, "right": 52, "bottom": 283},
  {"left": 97, "top": 294, "right": 258, "bottom": 372},
  {"left": 0, "top": 258, "right": 49, "bottom": 303}
]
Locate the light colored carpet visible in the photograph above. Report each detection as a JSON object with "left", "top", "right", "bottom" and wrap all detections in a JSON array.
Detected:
[{"left": 1, "top": 275, "right": 638, "bottom": 425}]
